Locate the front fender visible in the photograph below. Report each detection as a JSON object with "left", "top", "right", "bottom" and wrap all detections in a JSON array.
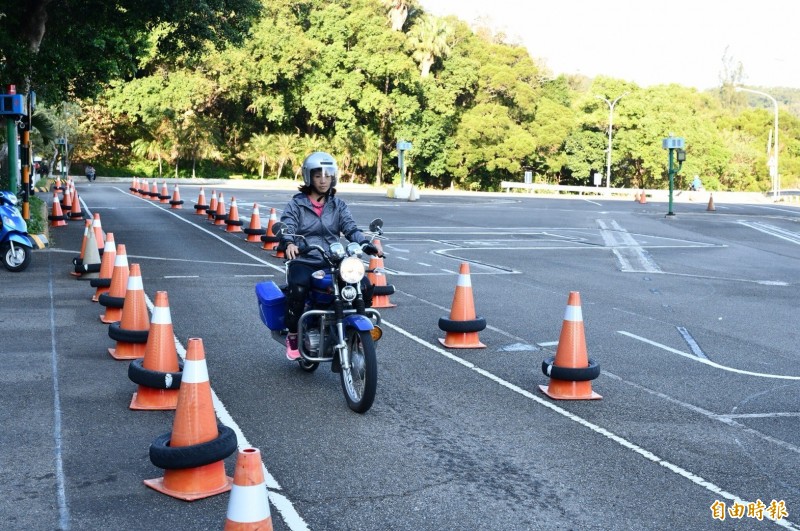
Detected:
[
  {"left": 3, "top": 232, "right": 33, "bottom": 248},
  {"left": 344, "top": 314, "right": 374, "bottom": 332}
]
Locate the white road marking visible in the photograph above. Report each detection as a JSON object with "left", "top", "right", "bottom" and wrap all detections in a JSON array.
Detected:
[
  {"left": 597, "top": 219, "right": 662, "bottom": 272},
  {"left": 738, "top": 221, "right": 800, "bottom": 245},
  {"left": 618, "top": 331, "right": 800, "bottom": 380}
]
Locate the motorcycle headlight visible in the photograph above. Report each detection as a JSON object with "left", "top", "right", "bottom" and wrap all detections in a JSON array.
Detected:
[{"left": 339, "top": 256, "right": 365, "bottom": 284}]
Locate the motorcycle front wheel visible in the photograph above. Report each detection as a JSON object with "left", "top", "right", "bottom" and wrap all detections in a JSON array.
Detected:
[
  {"left": 2, "top": 243, "right": 32, "bottom": 272},
  {"left": 341, "top": 329, "right": 377, "bottom": 413}
]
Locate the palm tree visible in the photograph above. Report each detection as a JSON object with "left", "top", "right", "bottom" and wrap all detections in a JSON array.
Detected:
[
  {"left": 131, "top": 119, "right": 172, "bottom": 177},
  {"left": 240, "top": 133, "right": 273, "bottom": 179},
  {"left": 272, "top": 133, "right": 297, "bottom": 179},
  {"left": 384, "top": 0, "right": 409, "bottom": 31},
  {"left": 406, "top": 15, "right": 452, "bottom": 78}
]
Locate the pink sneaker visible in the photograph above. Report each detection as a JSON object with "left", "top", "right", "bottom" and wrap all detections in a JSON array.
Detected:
[{"left": 285, "top": 334, "right": 300, "bottom": 360}]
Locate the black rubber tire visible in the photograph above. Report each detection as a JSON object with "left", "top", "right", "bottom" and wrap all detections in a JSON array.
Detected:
[
  {"left": 81, "top": 262, "right": 101, "bottom": 274},
  {"left": 98, "top": 293, "right": 125, "bottom": 309},
  {"left": 89, "top": 277, "right": 111, "bottom": 288},
  {"left": 226, "top": 219, "right": 243, "bottom": 226},
  {"left": 149, "top": 425, "right": 238, "bottom": 470},
  {"left": 194, "top": 204, "right": 208, "bottom": 212},
  {"left": 372, "top": 284, "right": 395, "bottom": 296},
  {"left": 438, "top": 316, "right": 487, "bottom": 334},
  {"left": 108, "top": 322, "right": 149, "bottom": 344},
  {"left": 260, "top": 235, "right": 281, "bottom": 243},
  {"left": 48, "top": 214, "right": 67, "bottom": 222},
  {"left": 341, "top": 329, "right": 377, "bottom": 414},
  {"left": 541, "top": 356, "right": 601, "bottom": 382},
  {"left": 243, "top": 227, "right": 266, "bottom": 235},
  {"left": 169, "top": 200, "right": 184, "bottom": 206},
  {"left": 128, "top": 358, "right": 183, "bottom": 389}
]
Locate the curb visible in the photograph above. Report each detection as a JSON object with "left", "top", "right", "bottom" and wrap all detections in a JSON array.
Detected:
[{"left": 29, "top": 234, "right": 49, "bottom": 249}]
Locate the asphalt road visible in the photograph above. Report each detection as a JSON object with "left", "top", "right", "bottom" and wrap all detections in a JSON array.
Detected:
[{"left": 2, "top": 181, "right": 799, "bottom": 530}]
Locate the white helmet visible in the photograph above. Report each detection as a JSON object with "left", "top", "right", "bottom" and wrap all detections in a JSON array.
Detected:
[{"left": 301, "top": 151, "right": 338, "bottom": 187}]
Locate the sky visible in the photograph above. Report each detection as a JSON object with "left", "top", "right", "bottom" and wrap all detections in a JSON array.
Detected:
[{"left": 419, "top": 0, "right": 799, "bottom": 90}]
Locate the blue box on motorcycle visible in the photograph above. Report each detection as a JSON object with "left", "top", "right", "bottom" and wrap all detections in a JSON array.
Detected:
[{"left": 256, "top": 281, "right": 286, "bottom": 330}]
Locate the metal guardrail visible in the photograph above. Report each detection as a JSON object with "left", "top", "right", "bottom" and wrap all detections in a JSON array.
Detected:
[{"left": 499, "top": 181, "right": 799, "bottom": 205}]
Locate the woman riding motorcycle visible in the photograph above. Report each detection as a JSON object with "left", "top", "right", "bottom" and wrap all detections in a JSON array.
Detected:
[{"left": 278, "top": 151, "right": 381, "bottom": 360}]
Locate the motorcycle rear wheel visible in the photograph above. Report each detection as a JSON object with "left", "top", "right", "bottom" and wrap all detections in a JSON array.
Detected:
[
  {"left": 341, "top": 329, "right": 377, "bottom": 413},
  {"left": 2, "top": 243, "right": 32, "bottom": 272}
]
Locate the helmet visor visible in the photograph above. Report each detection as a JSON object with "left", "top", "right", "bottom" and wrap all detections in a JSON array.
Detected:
[{"left": 311, "top": 166, "right": 337, "bottom": 182}]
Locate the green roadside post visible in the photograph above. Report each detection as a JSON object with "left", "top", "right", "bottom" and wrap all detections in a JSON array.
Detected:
[{"left": 662, "top": 135, "right": 686, "bottom": 217}]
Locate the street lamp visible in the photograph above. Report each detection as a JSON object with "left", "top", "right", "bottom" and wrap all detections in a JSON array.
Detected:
[
  {"left": 735, "top": 86, "right": 779, "bottom": 200},
  {"left": 595, "top": 92, "right": 628, "bottom": 196}
]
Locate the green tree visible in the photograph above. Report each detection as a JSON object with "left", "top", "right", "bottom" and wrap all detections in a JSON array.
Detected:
[{"left": 0, "top": 0, "right": 262, "bottom": 103}]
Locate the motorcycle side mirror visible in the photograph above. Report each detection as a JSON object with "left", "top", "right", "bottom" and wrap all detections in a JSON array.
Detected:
[
  {"left": 271, "top": 222, "right": 285, "bottom": 237},
  {"left": 369, "top": 218, "right": 384, "bottom": 234}
]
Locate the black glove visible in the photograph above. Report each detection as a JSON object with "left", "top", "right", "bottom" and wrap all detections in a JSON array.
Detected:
[{"left": 361, "top": 242, "right": 381, "bottom": 257}]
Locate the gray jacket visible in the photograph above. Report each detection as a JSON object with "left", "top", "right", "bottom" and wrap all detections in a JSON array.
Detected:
[{"left": 280, "top": 192, "right": 366, "bottom": 263}]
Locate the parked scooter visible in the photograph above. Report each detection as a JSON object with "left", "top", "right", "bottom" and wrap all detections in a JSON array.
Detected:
[
  {"left": 255, "top": 219, "right": 385, "bottom": 413},
  {"left": 0, "top": 191, "right": 34, "bottom": 272}
]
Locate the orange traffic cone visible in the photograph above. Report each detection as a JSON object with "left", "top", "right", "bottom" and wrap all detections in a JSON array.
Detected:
[
  {"left": 70, "top": 219, "right": 92, "bottom": 277},
  {"left": 194, "top": 187, "right": 208, "bottom": 215},
  {"left": 706, "top": 194, "right": 715, "bottom": 212},
  {"left": 68, "top": 187, "right": 84, "bottom": 220},
  {"left": 91, "top": 233, "right": 116, "bottom": 302},
  {"left": 438, "top": 263, "right": 486, "bottom": 348},
  {"left": 149, "top": 179, "right": 160, "bottom": 200},
  {"left": 244, "top": 204, "right": 266, "bottom": 243},
  {"left": 639, "top": 190, "right": 647, "bottom": 204},
  {"left": 99, "top": 244, "right": 130, "bottom": 323},
  {"left": 48, "top": 191, "right": 68, "bottom": 227},
  {"left": 159, "top": 181, "right": 170, "bottom": 204},
  {"left": 91, "top": 213, "right": 105, "bottom": 255},
  {"left": 108, "top": 263, "right": 150, "bottom": 360},
  {"left": 130, "top": 177, "right": 139, "bottom": 196},
  {"left": 224, "top": 448, "right": 273, "bottom": 530},
  {"left": 207, "top": 191, "right": 218, "bottom": 221},
  {"left": 214, "top": 193, "right": 228, "bottom": 226},
  {"left": 145, "top": 338, "right": 236, "bottom": 501},
  {"left": 129, "top": 291, "right": 182, "bottom": 410},
  {"left": 539, "top": 291, "right": 601, "bottom": 400},
  {"left": 368, "top": 242, "right": 396, "bottom": 308},
  {"left": 225, "top": 197, "right": 243, "bottom": 233},
  {"left": 261, "top": 208, "right": 279, "bottom": 251},
  {"left": 169, "top": 184, "right": 184, "bottom": 209},
  {"left": 61, "top": 182, "right": 73, "bottom": 212}
]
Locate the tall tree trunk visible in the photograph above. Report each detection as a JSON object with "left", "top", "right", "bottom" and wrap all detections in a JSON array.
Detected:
[
  {"left": 23, "top": 1, "right": 53, "bottom": 53},
  {"left": 375, "top": 77, "right": 391, "bottom": 186}
]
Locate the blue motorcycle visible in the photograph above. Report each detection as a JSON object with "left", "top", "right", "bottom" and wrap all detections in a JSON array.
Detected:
[
  {"left": 256, "top": 219, "right": 385, "bottom": 413},
  {"left": 0, "top": 191, "right": 34, "bottom": 272}
]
